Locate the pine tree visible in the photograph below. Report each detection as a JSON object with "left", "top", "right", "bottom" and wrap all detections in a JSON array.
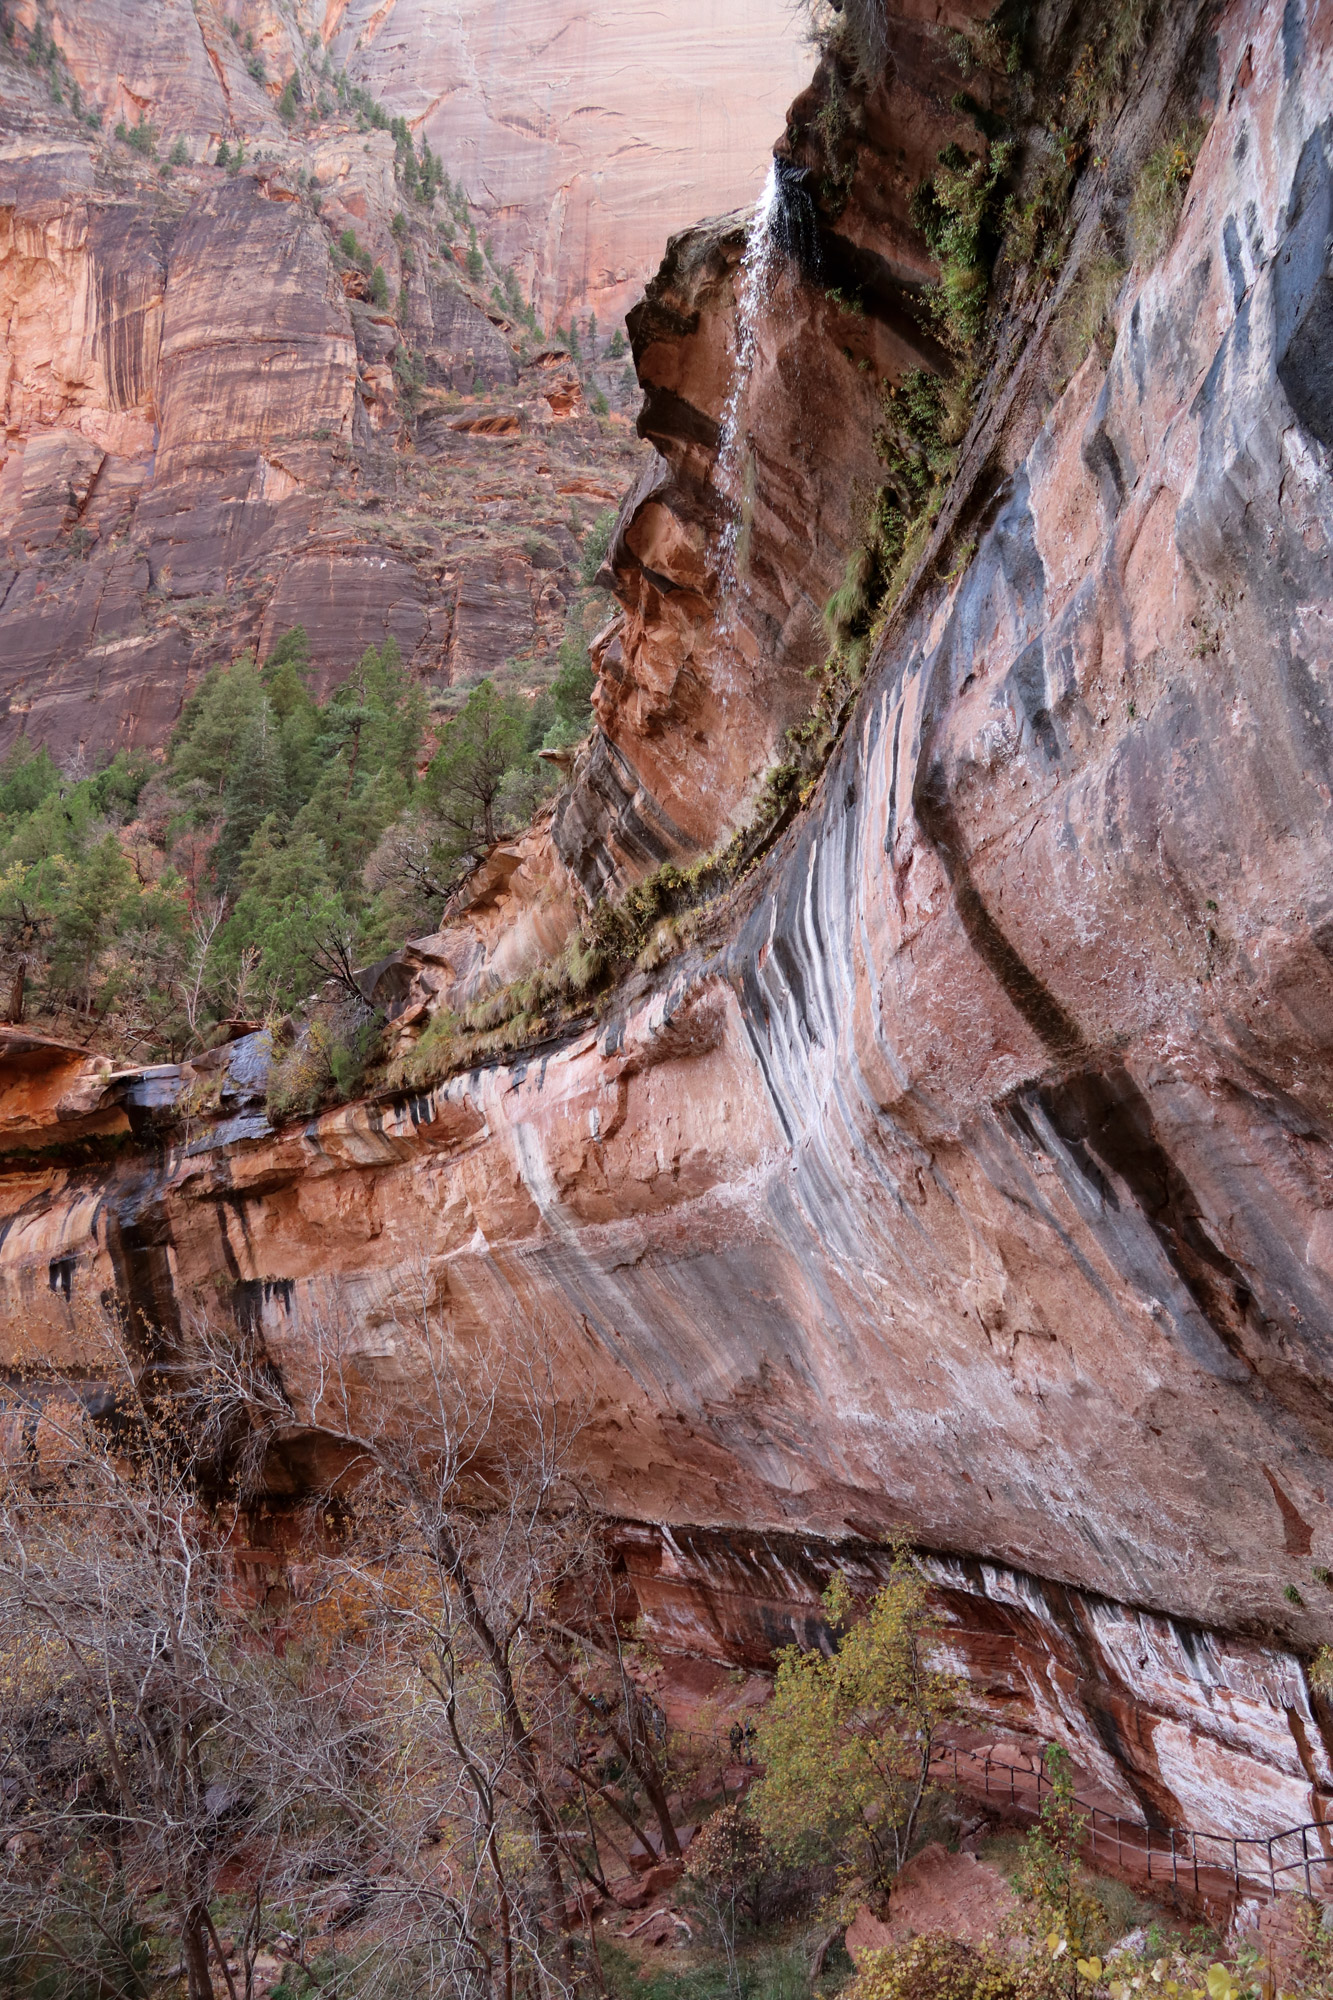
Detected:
[
  {"left": 218, "top": 821, "right": 348, "bottom": 1010},
  {"left": 0, "top": 740, "right": 60, "bottom": 820},
  {"left": 424, "top": 679, "right": 528, "bottom": 854},
  {"left": 170, "top": 655, "right": 267, "bottom": 804},
  {"left": 49, "top": 833, "right": 134, "bottom": 1013},
  {"left": 213, "top": 697, "right": 286, "bottom": 886},
  {"left": 262, "top": 627, "right": 321, "bottom": 812}
]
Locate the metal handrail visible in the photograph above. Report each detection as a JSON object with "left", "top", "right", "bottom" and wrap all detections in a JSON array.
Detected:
[{"left": 931, "top": 1744, "right": 1333, "bottom": 1903}]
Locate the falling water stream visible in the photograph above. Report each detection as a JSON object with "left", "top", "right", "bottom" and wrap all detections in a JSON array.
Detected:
[
  {"left": 712, "top": 159, "right": 821, "bottom": 663},
  {"left": 714, "top": 158, "right": 783, "bottom": 617}
]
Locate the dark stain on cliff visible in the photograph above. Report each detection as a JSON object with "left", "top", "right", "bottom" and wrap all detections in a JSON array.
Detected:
[
  {"left": 1274, "top": 124, "right": 1333, "bottom": 448},
  {"left": 91, "top": 208, "right": 166, "bottom": 414},
  {"left": 916, "top": 764, "right": 1086, "bottom": 1056},
  {"left": 906, "top": 472, "right": 1086, "bottom": 1051},
  {"left": 96, "top": 1164, "right": 181, "bottom": 1359},
  {"left": 1011, "top": 1066, "right": 1256, "bottom": 1382},
  {"left": 233, "top": 1276, "right": 296, "bottom": 1337},
  {"left": 1263, "top": 1465, "right": 1314, "bottom": 1554}
]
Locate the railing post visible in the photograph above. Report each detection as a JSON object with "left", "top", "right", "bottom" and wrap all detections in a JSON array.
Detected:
[
  {"left": 1171, "top": 1828, "right": 1178, "bottom": 1890},
  {"left": 1233, "top": 1838, "right": 1240, "bottom": 1896},
  {"left": 1304, "top": 1823, "right": 1312, "bottom": 1896},
  {"left": 1192, "top": 1830, "right": 1199, "bottom": 1897},
  {"left": 1270, "top": 1836, "right": 1277, "bottom": 1900}
]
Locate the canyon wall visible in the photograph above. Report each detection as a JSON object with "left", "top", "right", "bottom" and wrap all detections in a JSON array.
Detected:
[
  {"left": 324, "top": 0, "right": 812, "bottom": 324},
  {"left": 8, "top": 0, "right": 1333, "bottom": 1842},
  {"left": 0, "top": 5, "right": 644, "bottom": 755},
  {"left": 0, "top": 0, "right": 802, "bottom": 754},
  {"left": 13, "top": 0, "right": 805, "bottom": 320}
]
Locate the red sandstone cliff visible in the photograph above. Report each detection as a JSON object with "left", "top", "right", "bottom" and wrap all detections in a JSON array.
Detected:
[{"left": 7, "top": 0, "right": 1333, "bottom": 1839}]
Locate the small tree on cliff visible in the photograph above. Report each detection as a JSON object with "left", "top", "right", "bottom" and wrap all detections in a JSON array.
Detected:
[
  {"left": 750, "top": 1548, "right": 963, "bottom": 1890},
  {"left": 1016, "top": 1746, "right": 1101, "bottom": 1965},
  {"left": 424, "top": 678, "right": 528, "bottom": 857}
]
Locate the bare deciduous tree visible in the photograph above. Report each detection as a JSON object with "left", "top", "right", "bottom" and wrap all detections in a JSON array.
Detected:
[
  {"left": 191, "top": 1283, "right": 627, "bottom": 2000},
  {"left": 0, "top": 1289, "right": 689, "bottom": 2000},
  {"left": 0, "top": 1321, "right": 303, "bottom": 1999}
]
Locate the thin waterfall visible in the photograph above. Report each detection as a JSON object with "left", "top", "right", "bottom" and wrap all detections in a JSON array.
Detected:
[
  {"left": 713, "top": 159, "right": 821, "bottom": 636},
  {"left": 714, "top": 157, "right": 782, "bottom": 616}
]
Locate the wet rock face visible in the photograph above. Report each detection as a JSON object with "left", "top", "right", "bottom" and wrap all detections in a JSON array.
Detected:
[
  {"left": 10, "top": 0, "right": 1333, "bottom": 1832},
  {"left": 559, "top": 9, "right": 994, "bottom": 895},
  {"left": 617, "top": 1526, "right": 1333, "bottom": 1837}
]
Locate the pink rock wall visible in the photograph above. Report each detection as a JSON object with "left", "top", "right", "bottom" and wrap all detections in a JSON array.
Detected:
[{"left": 325, "top": 0, "right": 811, "bottom": 323}]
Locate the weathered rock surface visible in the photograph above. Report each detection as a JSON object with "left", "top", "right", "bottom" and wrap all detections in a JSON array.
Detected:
[{"left": 8, "top": 0, "right": 1333, "bottom": 1844}]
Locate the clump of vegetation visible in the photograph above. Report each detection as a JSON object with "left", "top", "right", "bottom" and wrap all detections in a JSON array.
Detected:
[
  {"left": 682, "top": 1805, "right": 772, "bottom": 1998},
  {"left": 822, "top": 367, "right": 965, "bottom": 682},
  {"left": 335, "top": 225, "right": 371, "bottom": 272},
  {"left": 392, "top": 341, "right": 426, "bottom": 408},
  {"left": 266, "top": 994, "right": 381, "bottom": 1120},
  {"left": 1015, "top": 1747, "right": 1105, "bottom": 1960},
  {"left": 1000, "top": 132, "right": 1076, "bottom": 277},
  {"left": 1062, "top": 0, "right": 1156, "bottom": 135},
  {"left": 390, "top": 113, "right": 445, "bottom": 203},
  {"left": 947, "top": 19, "right": 1023, "bottom": 78},
  {"left": 846, "top": 1930, "right": 1052, "bottom": 2000},
  {"left": 911, "top": 138, "right": 1015, "bottom": 350},
  {"left": 1057, "top": 251, "right": 1127, "bottom": 370},
  {"left": 1129, "top": 123, "right": 1206, "bottom": 265},
  {"left": 750, "top": 1548, "right": 964, "bottom": 1891},
  {"left": 113, "top": 113, "right": 157, "bottom": 157},
  {"left": 579, "top": 507, "right": 617, "bottom": 585},
  {"left": 803, "top": 0, "right": 889, "bottom": 86}
]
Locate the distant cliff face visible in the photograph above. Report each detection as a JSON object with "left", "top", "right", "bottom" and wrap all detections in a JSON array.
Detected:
[
  {"left": 322, "top": 0, "right": 811, "bottom": 322},
  {"left": 15, "top": 0, "right": 807, "bottom": 325},
  {"left": 0, "top": 0, "right": 647, "bottom": 756}
]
